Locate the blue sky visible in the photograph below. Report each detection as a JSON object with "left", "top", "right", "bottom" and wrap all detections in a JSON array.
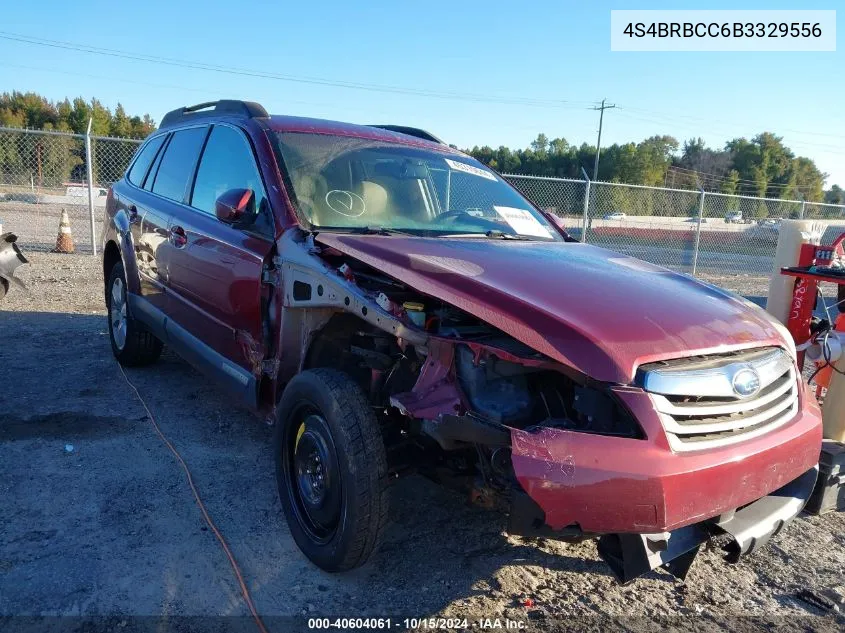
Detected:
[{"left": 1, "top": 0, "right": 842, "bottom": 187}]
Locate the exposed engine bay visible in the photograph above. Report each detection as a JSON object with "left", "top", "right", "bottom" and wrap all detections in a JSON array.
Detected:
[{"left": 307, "top": 241, "right": 641, "bottom": 436}]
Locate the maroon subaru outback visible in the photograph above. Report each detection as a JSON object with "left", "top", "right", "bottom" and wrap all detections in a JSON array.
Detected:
[{"left": 102, "top": 101, "right": 822, "bottom": 582}]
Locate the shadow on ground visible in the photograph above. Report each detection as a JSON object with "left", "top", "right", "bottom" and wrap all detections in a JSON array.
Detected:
[{"left": 1, "top": 310, "right": 629, "bottom": 620}]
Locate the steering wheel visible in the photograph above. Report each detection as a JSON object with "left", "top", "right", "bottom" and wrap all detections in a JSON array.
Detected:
[
  {"left": 435, "top": 210, "right": 512, "bottom": 232},
  {"left": 436, "top": 210, "right": 474, "bottom": 223}
]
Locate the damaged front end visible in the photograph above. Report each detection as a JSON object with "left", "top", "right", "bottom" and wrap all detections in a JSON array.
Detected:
[
  {"left": 278, "top": 230, "right": 822, "bottom": 583},
  {"left": 390, "top": 335, "right": 819, "bottom": 583},
  {"left": 397, "top": 338, "right": 820, "bottom": 583},
  {"left": 0, "top": 233, "right": 28, "bottom": 299}
]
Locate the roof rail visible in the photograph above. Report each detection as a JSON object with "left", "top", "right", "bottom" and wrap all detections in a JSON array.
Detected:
[
  {"left": 159, "top": 100, "right": 269, "bottom": 129},
  {"left": 368, "top": 125, "right": 444, "bottom": 144}
]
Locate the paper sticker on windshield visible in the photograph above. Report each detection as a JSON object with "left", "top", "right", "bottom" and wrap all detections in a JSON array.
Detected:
[
  {"left": 445, "top": 158, "right": 497, "bottom": 182},
  {"left": 494, "top": 206, "right": 553, "bottom": 238}
]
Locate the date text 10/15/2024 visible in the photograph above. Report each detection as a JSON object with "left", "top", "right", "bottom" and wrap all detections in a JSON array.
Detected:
[{"left": 307, "top": 617, "right": 527, "bottom": 630}]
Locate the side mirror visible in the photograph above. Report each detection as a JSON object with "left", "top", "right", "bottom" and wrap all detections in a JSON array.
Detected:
[{"left": 215, "top": 188, "right": 255, "bottom": 224}]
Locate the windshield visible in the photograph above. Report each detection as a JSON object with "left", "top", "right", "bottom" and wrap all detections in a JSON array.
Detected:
[{"left": 275, "top": 132, "right": 561, "bottom": 240}]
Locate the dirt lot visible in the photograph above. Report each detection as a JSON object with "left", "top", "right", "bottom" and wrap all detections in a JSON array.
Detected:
[{"left": 2, "top": 253, "right": 845, "bottom": 631}]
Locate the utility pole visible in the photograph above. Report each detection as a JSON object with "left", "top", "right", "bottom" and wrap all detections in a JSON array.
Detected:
[{"left": 591, "top": 98, "right": 616, "bottom": 181}]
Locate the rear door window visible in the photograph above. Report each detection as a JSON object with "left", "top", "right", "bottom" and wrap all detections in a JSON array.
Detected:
[
  {"left": 126, "top": 135, "right": 165, "bottom": 186},
  {"left": 151, "top": 127, "right": 208, "bottom": 203}
]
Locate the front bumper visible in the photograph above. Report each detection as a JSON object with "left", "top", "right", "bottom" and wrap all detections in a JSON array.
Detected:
[{"left": 509, "top": 380, "right": 823, "bottom": 535}]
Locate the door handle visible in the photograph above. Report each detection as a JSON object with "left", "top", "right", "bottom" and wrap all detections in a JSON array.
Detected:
[{"left": 170, "top": 225, "right": 188, "bottom": 248}]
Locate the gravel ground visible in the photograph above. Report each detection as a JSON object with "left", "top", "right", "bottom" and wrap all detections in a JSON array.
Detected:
[{"left": 2, "top": 253, "right": 845, "bottom": 632}]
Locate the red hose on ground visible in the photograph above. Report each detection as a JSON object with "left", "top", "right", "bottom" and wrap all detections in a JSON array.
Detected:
[{"left": 118, "top": 363, "right": 269, "bottom": 633}]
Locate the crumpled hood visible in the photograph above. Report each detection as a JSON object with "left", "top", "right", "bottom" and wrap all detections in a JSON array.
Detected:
[{"left": 315, "top": 234, "right": 787, "bottom": 384}]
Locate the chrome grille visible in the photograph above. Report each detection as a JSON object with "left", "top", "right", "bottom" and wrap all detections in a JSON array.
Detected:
[{"left": 641, "top": 347, "right": 799, "bottom": 452}]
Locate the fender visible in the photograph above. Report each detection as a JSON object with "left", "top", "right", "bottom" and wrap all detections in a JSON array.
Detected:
[
  {"left": 107, "top": 205, "right": 142, "bottom": 297},
  {"left": 272, "top": 229, "right": 428, "bottom": 389}
]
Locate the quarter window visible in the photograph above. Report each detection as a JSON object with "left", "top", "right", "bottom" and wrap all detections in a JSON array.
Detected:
[
  {"left": 126, "top": 135, "right": 165, "bottom": 186},
  {"left": 151, "top": 127, "right": 207, "bottom": 202}
]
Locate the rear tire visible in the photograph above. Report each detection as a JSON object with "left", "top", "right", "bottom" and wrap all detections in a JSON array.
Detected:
[
  {"left": 275, "top": 368, "right": 389, "bottom": 572},
  {"left": 106, "top": 262, "right": 163, "bottom": 366}
]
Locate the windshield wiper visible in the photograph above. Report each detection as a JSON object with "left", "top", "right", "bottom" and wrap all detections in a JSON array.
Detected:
[
  {"left": 484, "top": 230, "right": 534, "bottom": 240},
  {"left": 345, "top": 226, "right": 417, "bottom": 237},
  {"left": 438, "top": 230, "right": 534, "bottom": 240}
]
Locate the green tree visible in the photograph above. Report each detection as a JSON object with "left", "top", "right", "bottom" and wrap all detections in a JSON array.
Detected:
[
  {"left": 0, "top": 91, "right": 155, "bottom": 188},
  {"left": 825, "top": 185, "right": 845, "bottom": 205},
  {"left": 720, "top": 170, "right": 740, "bottom": 195},
  {"left": 109, "top": 103, "right": 132, "bottom": 138}
]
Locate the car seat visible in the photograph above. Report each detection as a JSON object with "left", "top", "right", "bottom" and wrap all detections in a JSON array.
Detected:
[
  {"left": 358, "top": 180, "right": 391, "bottom": 224},
  {"left": 362, "top": 174, "right": 430, "bottom": 224},
  {"left": 291, "top": 172, "right": 329, "bottom": 225}
]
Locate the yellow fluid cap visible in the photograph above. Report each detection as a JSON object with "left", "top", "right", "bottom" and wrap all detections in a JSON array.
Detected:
[{"left": 403, "top": 301, "right": 425, "bottom": 312}]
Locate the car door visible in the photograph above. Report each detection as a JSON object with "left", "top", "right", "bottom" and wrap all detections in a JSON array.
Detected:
[
  {"left": 118, "top": 133, "right": 170, "bottom": 317},
  {"left": 131, "top": 126, "right": 209, "bottom": 325},
  {"left": 164, "top": 123, "right": 275, "bottom": 401}
]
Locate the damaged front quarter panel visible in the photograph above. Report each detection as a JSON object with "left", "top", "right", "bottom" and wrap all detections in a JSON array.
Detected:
[{"left": 273, "top": 230, "right": 428, "bottom": 386}]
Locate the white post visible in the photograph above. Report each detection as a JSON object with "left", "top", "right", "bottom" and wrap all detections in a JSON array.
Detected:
[
  {"left": 85, "top": 118, "right": 97, "bottom": 256},
  {"left": 580, "top": 167, "right": 590, "bottom": 243},
  {"left": 691, "top": 189, "right": 705, "bottom": 276}
]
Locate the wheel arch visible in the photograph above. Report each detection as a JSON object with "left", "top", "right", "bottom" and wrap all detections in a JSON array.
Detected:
[
  {"left": 300, "top": 312, "right": 373, "bottom": 393},
  {"left": 303, "top": 312, "right": 367, "bottom": 371},
  {"left": 102, "top": 232, "right": 141, "bottom": 297},
  {"left": 102, "top": 240, "right": 121, "bottom": 287}
]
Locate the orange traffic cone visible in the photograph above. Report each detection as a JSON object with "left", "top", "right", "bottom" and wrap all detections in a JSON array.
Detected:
[{"left": 53, "top": 208, "right": 74, "bottom": 254}]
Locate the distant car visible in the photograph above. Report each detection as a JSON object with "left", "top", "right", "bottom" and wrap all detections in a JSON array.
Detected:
[
  {"left": 603, "top": 212, "right": 626, "bottom": 220},
  {"left": 725, "top": 212, "right": 744, "bottom": 224},
  {"left": 748, "top": 221, "right": 780, "bottom": 239},
  {"left": 686, "top": 216, "right": 708, "bottom": 223},
  {"left": 65, "top": 185, "right": 108, "bottom": 198}
]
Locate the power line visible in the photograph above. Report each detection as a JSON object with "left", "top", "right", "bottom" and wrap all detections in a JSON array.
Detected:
[
  {"left": 622, "top": 105, "right": 845, "bottom": 142},
  {"left": 666, "top": 164, "right": 820, "bottom": 195},
  {"left": 0, "top": 31, "right": 594, "bottom": 110},
  {"left": 616, "top": 108, "right": 845, "bottom": 156},
  {"left": 669, "top": 164, "right": 812, "bottom": 189},
  {"left": 0, "top": 62, "right": 409, "bottom": 121}
]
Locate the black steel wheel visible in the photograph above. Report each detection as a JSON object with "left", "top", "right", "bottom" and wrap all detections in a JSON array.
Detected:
[
  {"left": 274, "top": 369, "right": 388, "bottom": 571},
  {"left": 290, "top": 410, "right": 343, "bottom": 543}
]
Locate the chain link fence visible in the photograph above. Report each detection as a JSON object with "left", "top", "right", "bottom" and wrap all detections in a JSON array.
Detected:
[
  {"left": 1, "top": 125, "right": 844, "bottom": 280},
  {"left": 0, "top": 126, "right": 141, "bottom": 253},
  {"left": 504, "top": 174, "right": 845, "bottom": 277}
]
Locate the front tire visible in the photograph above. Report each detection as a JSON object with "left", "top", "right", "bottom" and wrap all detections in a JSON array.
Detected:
[
  {"left": 275, "top": 369, "right": 389, "bottom": 572},
  {"left": 106, "top": 262, "right": 163, "bottom": 366}
]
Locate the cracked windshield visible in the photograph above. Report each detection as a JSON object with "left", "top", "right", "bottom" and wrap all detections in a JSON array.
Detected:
[{"left": 276, "top": 132, "right": 561, "bottom": 240}]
